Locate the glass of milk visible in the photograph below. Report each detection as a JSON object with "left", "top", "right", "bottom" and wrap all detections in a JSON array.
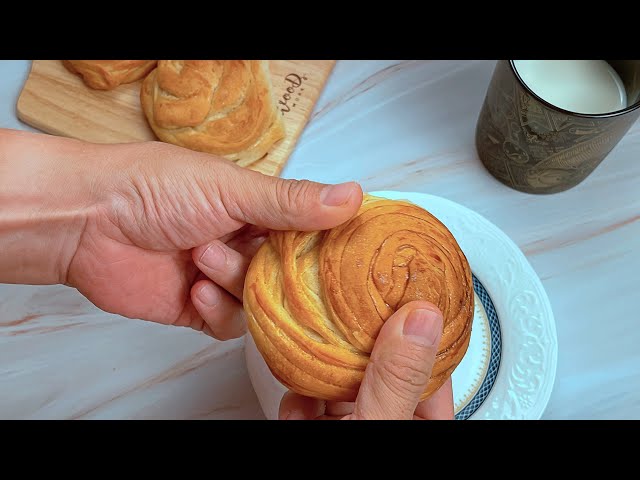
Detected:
[{"left": 475, "top": 60, "right": 640, "bottom": 194}]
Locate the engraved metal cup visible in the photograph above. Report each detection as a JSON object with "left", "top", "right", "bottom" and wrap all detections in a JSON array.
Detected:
[{"left": 475, "top": 60, "right": 640, "bottom": 194}]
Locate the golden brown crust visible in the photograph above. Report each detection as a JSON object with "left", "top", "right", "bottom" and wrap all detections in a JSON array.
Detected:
[
  {"left": 243, "top": 194, "right": 474, "bottom": 402},
  {"left": 62, "top": 60, "right": 157, "bottom": 90},
  {"left": 139, "top": 60, "right": 285, "bottom": 167}
]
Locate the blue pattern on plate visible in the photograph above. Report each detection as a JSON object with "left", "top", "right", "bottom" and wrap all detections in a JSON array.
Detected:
[{"left": 455, "top": 274, "right": 502, "bottom": 420}]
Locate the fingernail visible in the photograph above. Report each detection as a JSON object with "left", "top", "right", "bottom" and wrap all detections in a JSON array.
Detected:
[
  {"left": 320, "top": 182, "right": 357, "bottom": 207},
  {"left": 403, "top": 309, "right": 442, "bottom": 346},
  {"left": 199, "top": 243, "right": 226, "bottom": 269},
  {"left": 197, "top": 284, "right": 219, "bottom": 306}
]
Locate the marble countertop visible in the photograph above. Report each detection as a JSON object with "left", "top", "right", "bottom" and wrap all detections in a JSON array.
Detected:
[{"left": 1, "top": 60, "right": 638, "bottom": 419}]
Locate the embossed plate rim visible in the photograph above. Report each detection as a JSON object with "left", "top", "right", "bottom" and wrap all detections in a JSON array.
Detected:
[
  {"left": 453, "top": 276, "right": 502, "bottom": 420},
  {"left": 370, "top": 190, "right": 558, "bottom": 420}
]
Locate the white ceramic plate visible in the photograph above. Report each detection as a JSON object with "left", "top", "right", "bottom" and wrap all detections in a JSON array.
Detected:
[{"left": 244, "top": 191, "right": 558, "bottom": 420}]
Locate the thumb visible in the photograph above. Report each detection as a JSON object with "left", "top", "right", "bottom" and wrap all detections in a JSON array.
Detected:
[
  {"left": 220, "top": 166, "right": 363, "bottom": 231},
  {"left": 352, "top": 301, "right": 444, "bottom": 420}
]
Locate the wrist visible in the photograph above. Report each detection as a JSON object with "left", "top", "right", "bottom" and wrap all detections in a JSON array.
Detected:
[{"left": 0, "top": 129, "right": 101, "bottom": 285}]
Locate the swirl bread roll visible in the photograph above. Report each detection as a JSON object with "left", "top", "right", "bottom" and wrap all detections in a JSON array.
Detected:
[
  {"left": 140, "top": 60, "right": 285, "bottom": 167},
  {"left": 62, "top": 60, "right": 157, "bottom": 90},
  {"left": 243, "top": 194, "right": 474, "bottom": 402}
]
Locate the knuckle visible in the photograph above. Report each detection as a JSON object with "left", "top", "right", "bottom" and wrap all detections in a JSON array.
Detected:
[
  {"left": 205, "top": 311, "right": 246, "bottom": 342},
  {"left": 370, "top": 351, "right": 431, "bottom": 398},
  {"left": 205, "top": 318, "right": 234, "bottom": 341},
  {"left": 275, "top": 179, "right": 316, "bottom": 213}
]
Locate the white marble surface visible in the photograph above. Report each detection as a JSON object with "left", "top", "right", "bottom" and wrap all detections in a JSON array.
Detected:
[{"left": 1, "top": 60, "right": 638, "bottom": 419}]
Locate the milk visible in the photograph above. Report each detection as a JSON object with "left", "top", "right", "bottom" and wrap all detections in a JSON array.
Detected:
[{"left": 513, "top": 60, "right": 627, "bottom": 114}]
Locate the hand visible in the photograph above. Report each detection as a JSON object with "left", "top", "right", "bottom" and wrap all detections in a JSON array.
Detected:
[
  {"left": 278, "top": 301, "right": 454, "bottom": 420},
  {"left": 0, "top": 129, "right": 363, "bottom": 340}
]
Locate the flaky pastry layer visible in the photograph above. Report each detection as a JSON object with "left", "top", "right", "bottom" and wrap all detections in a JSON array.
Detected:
[{"left": 244, "top": 194, "right": 474, "bottom": 402}]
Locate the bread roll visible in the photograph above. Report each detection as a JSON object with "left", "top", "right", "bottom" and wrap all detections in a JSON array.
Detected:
[
  {"left": 62, "top": 60, "right": 157, "bottom": 90},
  {"left": 243, "top": 194, "right": 474, "bottom": 402},
  {"left": 140, "top": 60, "right": 285, "bottom": 167}
]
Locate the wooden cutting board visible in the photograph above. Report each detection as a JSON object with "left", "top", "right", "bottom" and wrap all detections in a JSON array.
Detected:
[{"left": 16, "top": 60, "right": 336, "bottom": 177}]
